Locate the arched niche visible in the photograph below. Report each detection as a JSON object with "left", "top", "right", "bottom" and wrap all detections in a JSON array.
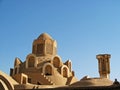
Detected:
[
  {"left": 52, "top": 55, "right": 62, "bottom": 68},
  {"left": 61, "top": 65, "right": 69, "bottom": 78},
  {"left": 45, "top": 65, "right": 52, "bottom": 75},
  {"left": 43, "top": 63, "right": 54, "bottom": 76},
  {"left": 26, "top": 54, "right": 37, "bottom": 68}
]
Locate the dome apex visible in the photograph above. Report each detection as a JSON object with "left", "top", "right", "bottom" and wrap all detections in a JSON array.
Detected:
[{"left": 37, "top": 33, "right": 52, "bottom": 40}]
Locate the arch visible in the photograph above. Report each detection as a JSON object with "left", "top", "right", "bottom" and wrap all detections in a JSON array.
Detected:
[
  {"left": 26, "top": 54, "right": 37, "bottom": 68},
  {"left": 43, "top": 63, "right": 54, "bottom": 75},
  {"left": 63, "top": 67, "right": 67, "bottom": 77},
  {"left": 61, "top": 65, "right": 69, "bottom": 78},
  {"left": 45, "top": 65, "right": 52, "bottom": 75},
  {"left": 0, "top": 75, "right": 14, "bottom": 90},
  {"left": 52, "top": 55, "right": 62, "bottom": 68}
]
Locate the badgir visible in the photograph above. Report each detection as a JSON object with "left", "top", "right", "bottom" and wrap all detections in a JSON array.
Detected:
[{"left": 0, "top": 33, "right": 120, "bottom": 90}]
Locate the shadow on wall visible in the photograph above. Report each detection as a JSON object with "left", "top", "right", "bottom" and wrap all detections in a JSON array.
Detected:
[{"left": 0, "top": 81, "right": 5, "bottom": 90}]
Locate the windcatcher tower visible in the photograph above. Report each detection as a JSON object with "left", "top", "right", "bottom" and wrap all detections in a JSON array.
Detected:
[{"left": 96, "top": 54, "right": 111, "bottom": 79}]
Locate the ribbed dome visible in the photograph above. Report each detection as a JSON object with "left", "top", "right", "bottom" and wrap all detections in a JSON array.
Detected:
[
  {"left": 37, "top": 33, "right": 52, "bottom": 40},
  {"left": 14, "top": 58, "right": 22, "bottom": 66}
]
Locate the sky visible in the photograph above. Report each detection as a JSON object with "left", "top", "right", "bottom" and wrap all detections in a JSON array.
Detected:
[{"left": 0, "top": 0, "right": 120, "bottom": 81}]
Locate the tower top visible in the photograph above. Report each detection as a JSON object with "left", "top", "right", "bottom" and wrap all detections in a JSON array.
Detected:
[
  {"left": 96, "top": 54, "right": 111, "bottom": 79},
  {"left": 96, "top": 54, "right": 111, "bottom": 59}
]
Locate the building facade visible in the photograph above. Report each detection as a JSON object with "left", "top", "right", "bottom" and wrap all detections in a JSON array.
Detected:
[
  {"left": 0, "top": 33, "right": 118, "bottom": 90},
  {"left": 10, "top": 33, "right": 77, "bottom": 85}
]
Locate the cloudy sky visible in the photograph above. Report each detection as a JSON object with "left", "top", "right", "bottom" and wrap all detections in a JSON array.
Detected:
[{"left": 0, "top": 0, "right": 120, "bottom": 81}]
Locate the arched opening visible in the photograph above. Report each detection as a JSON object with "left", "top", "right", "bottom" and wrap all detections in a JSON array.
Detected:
[
  {"left": 63, "top": 67, "right": 68, "bottom": 77},
  {"left": 45, "top": 65, "right": 52, "bottom": 75},
  {"left": 28, "top": 56, "right": 35, "bottom": 67},
  {"left": 0, "top": 75, "right": 14, "bottom": 90},
  {"left": 53, "top": 57, "right": 61, "bottom": 68}
]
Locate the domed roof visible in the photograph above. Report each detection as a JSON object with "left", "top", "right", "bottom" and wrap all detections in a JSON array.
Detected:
[
  {"left": 37, "top": 33, "right": 52, "bottom": 40},
  {"left": 70, "top": 77, "right": 113, "bottom": 87},
  {"left": 14, "top": 58, "right": 22, "bottom": 66},
  {"left": 0, "top": 70, "right": 18, "bottom": 90}
]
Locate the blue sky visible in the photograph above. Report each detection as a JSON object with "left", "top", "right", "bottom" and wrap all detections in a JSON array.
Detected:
[{"left": 0, "top": 0, "right": 120, "bottom": 81}]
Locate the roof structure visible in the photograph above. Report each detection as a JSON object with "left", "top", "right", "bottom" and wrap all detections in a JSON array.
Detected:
[{"left": 0, "top": 33, "right": 119, "bottom": 90}]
